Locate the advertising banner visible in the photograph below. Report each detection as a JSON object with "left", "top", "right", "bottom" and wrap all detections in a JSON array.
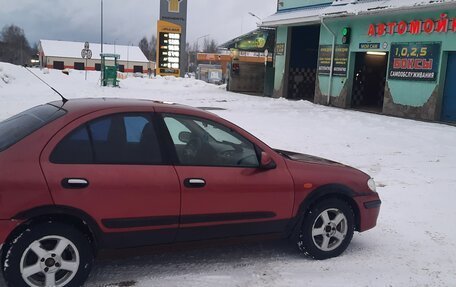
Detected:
[
  {"left": 388, "top": 42, "right": 441, "bottom": 81},
  {"left": 318, "top": 45, "right": 349, "bottom": 77}
]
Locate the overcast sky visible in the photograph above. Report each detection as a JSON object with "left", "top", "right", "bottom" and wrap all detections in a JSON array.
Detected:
[{"left": 0, "top": 0, "right": 277, "bottom": 47}]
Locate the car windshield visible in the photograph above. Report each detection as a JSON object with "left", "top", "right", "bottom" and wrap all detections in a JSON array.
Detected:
[{"left": 0, "top": 103, "right": 66, "bottom": 152}]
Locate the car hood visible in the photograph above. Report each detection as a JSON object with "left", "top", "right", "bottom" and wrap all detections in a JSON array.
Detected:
[{"left": 274, "top": 149, "right": 344, "bottom": 166}]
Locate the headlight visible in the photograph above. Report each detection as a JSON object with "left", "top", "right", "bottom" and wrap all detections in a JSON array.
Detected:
[{"left": 367, "top": 178, "right": 377, "bottom": 192}]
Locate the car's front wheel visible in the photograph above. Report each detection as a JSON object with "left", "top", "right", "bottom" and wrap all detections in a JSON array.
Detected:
[
  {"left": 2, "top": 222, "right": 93, "bottom": 287},
  {"left": 297, "top": 198, "right": 355, "bottom": 260}
]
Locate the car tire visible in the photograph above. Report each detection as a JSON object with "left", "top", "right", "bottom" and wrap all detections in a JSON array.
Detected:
[
  {"left": 2, "top": 221, "right": 94, "bottom": 287},
  {"left": 297, "top": 198, "right": 354, "bottom": 260}
]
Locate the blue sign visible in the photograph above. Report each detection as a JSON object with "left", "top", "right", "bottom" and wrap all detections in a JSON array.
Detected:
[{"left": 359, "top": 43, "right": 380, "bottom": 49}]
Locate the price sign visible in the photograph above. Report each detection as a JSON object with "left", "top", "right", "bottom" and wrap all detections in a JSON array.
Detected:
[
  {"left": 158, "top": 32, "right": 181, "bottom": 69},
  {"left": 388, "top": 42, "right": 441, "bottom": 81},
  {"left": 156, "top": 20, "right": 181, "bottom": 76}
]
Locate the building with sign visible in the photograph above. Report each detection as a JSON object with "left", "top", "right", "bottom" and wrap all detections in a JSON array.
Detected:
[
  {"left": 262, "top": 0, "right": 456, "bottom": 123},
  {"left": 219, "top": 28, "right": 276, "bottom": 95},
  {"left": 38, "top": 40, "right": 151, "bottom": 74}
]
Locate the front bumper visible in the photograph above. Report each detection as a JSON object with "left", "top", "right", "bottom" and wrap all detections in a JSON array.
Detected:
[{"left": 355, "top": 193, "right": 381, "bottom": 232}]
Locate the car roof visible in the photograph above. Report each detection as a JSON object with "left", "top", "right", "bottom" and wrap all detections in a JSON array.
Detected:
[{"left": 48, "top": 98, "right": 212, "bottom": 117}]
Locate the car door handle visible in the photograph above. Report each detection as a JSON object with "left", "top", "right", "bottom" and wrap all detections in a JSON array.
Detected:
[
  {"left": 62, "top": 178, "right": 89, "bottom": 189},
  {"left": 184, "top": 178, "right": 206, "bottom": 188}
]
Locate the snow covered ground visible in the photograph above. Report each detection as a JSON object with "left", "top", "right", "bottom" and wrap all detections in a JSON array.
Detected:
[{"left": 1, "top": 62, "right": 456, "bottom": 286}]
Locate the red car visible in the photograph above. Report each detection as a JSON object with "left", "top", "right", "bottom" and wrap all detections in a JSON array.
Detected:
[{"left": 0, "top": 98, "right": 381, "bottom": 287}]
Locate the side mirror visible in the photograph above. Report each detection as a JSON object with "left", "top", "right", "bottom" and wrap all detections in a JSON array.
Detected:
[
  {"left": 260, "top": 151, "right": 276, "bottom": 170},
  {"left": 178, "top": 131, "right": 191, "bottom": 143}
]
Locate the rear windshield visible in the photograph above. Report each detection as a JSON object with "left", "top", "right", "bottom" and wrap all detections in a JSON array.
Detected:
[{"left": 0, "top": 104, "right": 66, "bottom": 152}]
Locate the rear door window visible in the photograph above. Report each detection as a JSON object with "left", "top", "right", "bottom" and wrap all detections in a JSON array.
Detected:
[
  {"left": 51, "top": 113, "right": 163, "bottom": 165},
  {"left": 0, "top": 104, "right": 66, "bottom": 152}
]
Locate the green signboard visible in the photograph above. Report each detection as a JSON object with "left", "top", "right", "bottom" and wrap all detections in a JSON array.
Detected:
[
  {"left": 237, "top": 31, "right": 268, "bottom": 50},
  {"left": 388, "top": 42, "right": 441, "bottom": 81},
  {"left": 318, "top": 45, "right": 349, "bottom": 77}
]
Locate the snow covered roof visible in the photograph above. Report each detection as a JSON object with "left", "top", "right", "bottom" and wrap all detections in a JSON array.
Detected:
[
  {"left": 324, "top": 0, "right": 456, "bottom": 17},
  {"left": 261, "top": 0, "right": 456, "bottom": 27},
  {"left": 39, "top": 40, "right": 149, "bottom": 63},
  {"left": 260, "top": 5, "right": 329, "bottom": 26}
]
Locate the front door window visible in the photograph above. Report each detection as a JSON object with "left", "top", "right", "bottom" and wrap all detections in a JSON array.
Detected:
[{"left": 163, "top": 114, "right": 259, "bottom": 167}]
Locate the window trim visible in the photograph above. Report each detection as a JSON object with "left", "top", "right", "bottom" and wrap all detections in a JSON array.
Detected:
[{"left": 159, "top": 113, "right": 261, "bottom": 169}]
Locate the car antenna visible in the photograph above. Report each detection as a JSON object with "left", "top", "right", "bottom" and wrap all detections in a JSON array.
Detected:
[{"left": 23, "top": 66, "right": 68, "bottom": 103}]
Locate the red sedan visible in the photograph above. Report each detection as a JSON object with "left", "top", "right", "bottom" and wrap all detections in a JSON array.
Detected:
[{"left": 0, "top": 98, "right": 381, "bottom": 287}]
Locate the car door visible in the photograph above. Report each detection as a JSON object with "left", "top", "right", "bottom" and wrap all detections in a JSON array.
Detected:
[
  {"left": 159, "top": 112, "right": 294, "bottom": 241},
  {"left": 40, "top": 110, "right": 181, "bottom": 247}
]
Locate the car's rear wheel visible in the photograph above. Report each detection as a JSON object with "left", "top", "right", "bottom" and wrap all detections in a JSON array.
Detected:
[
  {"left": 2, "top": 222, "right": 93, "bottom": 287},
  {"left": 297, "top": 198, "right": 354, "bottom": 260}
]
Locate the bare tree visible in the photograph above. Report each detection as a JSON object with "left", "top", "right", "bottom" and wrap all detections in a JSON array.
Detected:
[
  {"left": 138, "top": 35, "right": 157, "bottom": 62},
  {"left": 187, "top": 42, "right": 198, "bottom": 73},
  {"left": 0, "top": 24, "right": 32, "bottom": 65},
  {"left": 138, "top": 37, "right": 150, "bottom": 60},
  {"left": 31, "top": 42, "right": 38, "bottom": 56},
  {"left": 149, "top": 35, "right": 156, "bottom": 62},
  {"left": 202, "top": 38, "right": 218, "bottom": 53}
]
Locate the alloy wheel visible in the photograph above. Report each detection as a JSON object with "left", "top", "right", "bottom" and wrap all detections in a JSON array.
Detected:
[
  {"left": 311, "top": 208, "right": 348, "bottom": 252},
  {"left": 19, "top": 235, "right": 80, "bottom": 287}
]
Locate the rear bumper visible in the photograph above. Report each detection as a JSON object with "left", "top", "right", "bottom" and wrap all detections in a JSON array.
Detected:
[{"left": 355, "top": 194, "right": 381, "bottom": 232}]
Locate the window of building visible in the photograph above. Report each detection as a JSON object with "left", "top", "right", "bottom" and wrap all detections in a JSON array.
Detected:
[
  {"left": 74, "top": 62, "right": 85, "bottom": 70},
  {"left": 118, "top": 65, "right": 125, "bottom": 72},
  {"left": 133, "top": 65, "right": 143, "bottom": 73},
  {"left": 53, "top": 61, "right": 64, "bottom": 70},
  {"left": 95, "top": 63, "right": 101, "bottom": 71}
]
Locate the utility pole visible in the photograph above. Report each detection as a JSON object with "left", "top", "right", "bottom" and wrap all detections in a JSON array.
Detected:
[
  {"left": 196, "top": 34, "right": 210, "bottom": 53},
  {"left": 127, "top": 42, "right": 130, "bottom": 75},
  {"left": 20, "top": 40, "right": 23, "bottom": 65},
  {"left": 100, "top": 0, "right": 104, "bottom": 86},
  {"left": 101, "top": 0, "right": 104, "bottom": 53},
  {"left": 192, "top": 34, "right": 209, "bottom": 74}
]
